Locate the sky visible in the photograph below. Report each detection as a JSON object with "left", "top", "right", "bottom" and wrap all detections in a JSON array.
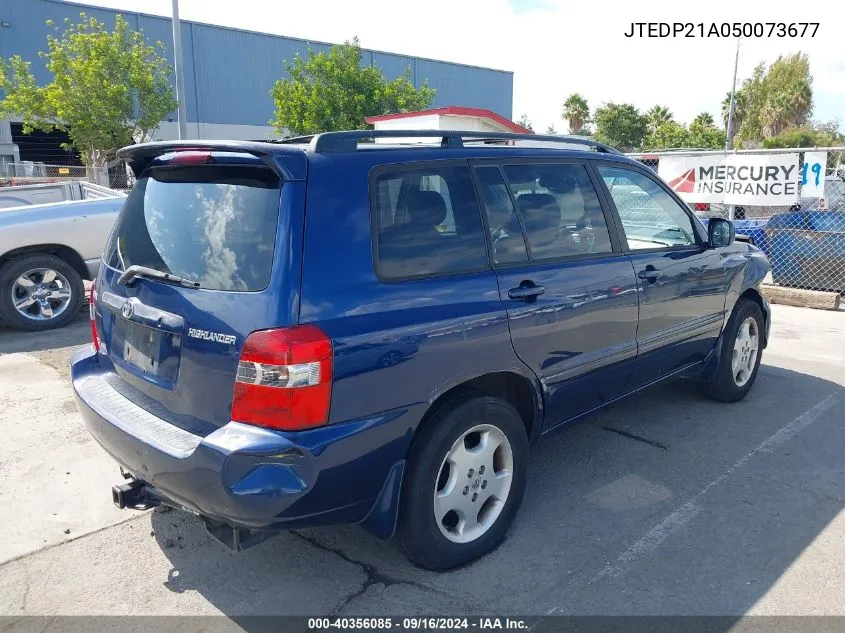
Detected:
[{"left": 67, "top": 0, "right": 844, "bottom": 132}]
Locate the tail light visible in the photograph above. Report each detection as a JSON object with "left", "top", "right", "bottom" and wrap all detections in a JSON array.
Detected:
[
  {"left": 89, "top": 284, "right": 100, "bottom": 353},
  {"left": 231, "top": 325, "right": 332, "bottom": 431}
]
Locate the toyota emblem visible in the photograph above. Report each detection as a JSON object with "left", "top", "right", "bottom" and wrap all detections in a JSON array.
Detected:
[{"left": 121, "top": 299, "right": 134, "bottom": 319}]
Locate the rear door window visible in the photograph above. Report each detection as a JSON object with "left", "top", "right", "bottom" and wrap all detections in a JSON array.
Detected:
[
  {"left": 474, "top": 166, "right": 528, "bottom": 265},
  {"left": 502, "top": 163, "right": 614, "bottom": 260},
  {"left": 372, "top": 165, "right": 488, "bottom": 280},
  {"left": 106, "top": 165, "right": 281, "bottom": 291}
]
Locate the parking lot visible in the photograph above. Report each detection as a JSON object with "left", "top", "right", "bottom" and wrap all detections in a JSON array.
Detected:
[{"left": 1, "top": 302, "right": 843, "bottom": 617}]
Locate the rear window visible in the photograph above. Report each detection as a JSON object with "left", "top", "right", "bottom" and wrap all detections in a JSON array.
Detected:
[
  {"left": 106, "top": 165, "right": 281, "bottom": 291},
  {"left": 372, "top": 165, "right": 488, "bottom": 280}
]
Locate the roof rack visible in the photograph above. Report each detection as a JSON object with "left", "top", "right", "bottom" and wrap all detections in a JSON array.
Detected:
[{"left": 273, "top": 130, "right": 623, "bottom": 155}]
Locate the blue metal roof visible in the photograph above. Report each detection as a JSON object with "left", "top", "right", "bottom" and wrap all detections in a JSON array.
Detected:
[{"left": 1, "top": 0, "right": 514, "bottom": 127}]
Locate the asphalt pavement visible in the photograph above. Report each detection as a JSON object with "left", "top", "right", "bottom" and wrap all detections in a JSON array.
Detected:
[{"left": 0, "top": 304, "right": 843, "bottom": 618}]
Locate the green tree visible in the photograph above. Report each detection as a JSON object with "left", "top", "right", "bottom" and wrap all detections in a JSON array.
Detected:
[
  {"left": 593, "top": 102, "right": 648, "bottom": 151},
  {"left": 687, "top": 121, "right": 726, "bottom": 149},
  {"left": 762, "top": 122, "right": 844, "bottom": 149},
  {"left": 723, "top": 54, "right": 814, "bottom": 146},
  {"left": 643, "top": 118, "right": 725, "bottom": 151},
  {"left": 760, "top": 53, "right": 812, "bottom": 137},
  {"left": 646, "top": 105, "right": 673, "bottom": 134},
  {"left": 721, "top": 89, "right": 747, "bottom": 143},
  {"left": 561, "top": 93, "right": 589, "bottom": 134},
  {"left": 270, "top": 38, "right": 435, "bottom": 136},
  {"left": 0, "top": 13, "right": 176, "bottom": 167},
  {"left": 735, "top": 63, "right": 768, "bottom": 144},
  {"left": 692, "top": 112, "right": 715, "bottom": 127},
  {"left": 545, "top": 124, "right": 557, "bottom": 134},
  {"left": 643, "top": 121, "right": 688, "bottom": 150},
  {"left": 516, "top": 113, "right": 534, "bottom": 132}
]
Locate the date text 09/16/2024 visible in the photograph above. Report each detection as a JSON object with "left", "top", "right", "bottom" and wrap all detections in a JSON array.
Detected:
[
  {"left": 624, "top": 22, "right": 819, "bottom": 38},
  {"left": 307, "top": 618, "right": 528, "bottom": 630}
]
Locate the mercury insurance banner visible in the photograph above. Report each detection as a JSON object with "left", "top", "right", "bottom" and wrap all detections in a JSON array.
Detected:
[{"left": 657, "top": 153, "right": 800, "bottom": 206}]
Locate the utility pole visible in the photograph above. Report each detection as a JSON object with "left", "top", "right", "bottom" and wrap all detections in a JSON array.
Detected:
[
  {"left": 725, "top": 37, "right": 740, "bottom": 222},
  {"left": 725, "top": 37, "right": 740, "bottom": 151},
  {"left": 171, "top": 0, "right": 188, "bottom": 139}
]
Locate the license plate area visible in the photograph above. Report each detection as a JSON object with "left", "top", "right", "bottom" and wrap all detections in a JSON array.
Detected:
[{"left": 112, "top": 318, "right": 182, "bottom": 388}]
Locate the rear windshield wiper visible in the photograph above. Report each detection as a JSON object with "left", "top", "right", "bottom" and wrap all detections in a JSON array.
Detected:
[{"left": 117, "top": 265, "right": 201, "bottom": 288}]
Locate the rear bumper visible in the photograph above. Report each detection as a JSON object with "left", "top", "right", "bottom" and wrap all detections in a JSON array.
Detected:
[{"left": 71, "top": 346, "right": 418, "bottom": 532}]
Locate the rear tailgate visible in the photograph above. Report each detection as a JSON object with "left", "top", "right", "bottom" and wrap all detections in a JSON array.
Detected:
[{"left": 92, "top": 148, "right": 306, "bottom": 435}]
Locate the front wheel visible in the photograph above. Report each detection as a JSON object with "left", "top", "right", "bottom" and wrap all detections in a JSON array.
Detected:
[
  {"left": 398, "top": 395, "right": 529, "bottom": 570},
  {"left": 703, "top": 298, "right": 764, "bottom": 402}
]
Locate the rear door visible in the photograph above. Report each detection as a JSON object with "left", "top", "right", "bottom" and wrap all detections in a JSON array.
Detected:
[
  {"left": 93, "top": 152, "right": 304, "bottom": 435},
  {"left": 595, "top": 162, "right": 729, "bottom": 387},
  {"left": 473, "top": 161, "right": 639, "bottom": 430}
]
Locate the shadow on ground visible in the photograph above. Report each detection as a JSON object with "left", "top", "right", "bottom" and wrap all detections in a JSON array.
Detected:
[
  {"left": 0, "top": 309, "right": 89, "bottom": 354},
  {"left": 144, "top": 363, "right": 845, "bottom": 622}
]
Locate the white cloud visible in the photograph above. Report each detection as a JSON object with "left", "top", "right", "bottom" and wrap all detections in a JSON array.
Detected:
[{"left": 71, "top": 0, "right": 845, "bottom": 131}]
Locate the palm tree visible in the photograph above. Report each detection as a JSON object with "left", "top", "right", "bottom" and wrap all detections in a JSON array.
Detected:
[
  {"left": 692, "top": 112, "right": 715, "bottom": 128},
  {"left": 760, "top": 53, "right": 813, "bottom": 137},
  {"left": 646, "top": 105, "right": 673, "bottom": 133},
  {"left": 789, "top": 79, "right": 813, "bottom": 126},
  {"left": 761, "top": 79, "right": 812, "bottom": 136},
  {"left": 546, "top": 124, "right": 557, "bottom": 134},
  {"left": 722, "top": 90, "right": 746, "bottom": 140},
  {"left": 761, "top": 93, "right": 790, "bottom": 137},
  {"left": 561, "top": 93, "right": 589, "bottom": 134}
]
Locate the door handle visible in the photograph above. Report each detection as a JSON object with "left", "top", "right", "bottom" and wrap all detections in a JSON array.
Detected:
[
  {"left": 508, "top": 284, "right": 545, "bottom": 301},
  {"left": 638, "top": 268, "right": 661, "bottom": 281}
]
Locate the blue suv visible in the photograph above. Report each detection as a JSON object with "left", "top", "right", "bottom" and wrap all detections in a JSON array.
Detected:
[{"left": 71, "top": 131, "right": 771, "bottom": 570}]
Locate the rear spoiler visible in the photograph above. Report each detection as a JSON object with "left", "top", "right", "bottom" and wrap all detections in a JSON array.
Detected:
[{"left": 116, "top": 140, "right": 308, "bottom": 181}]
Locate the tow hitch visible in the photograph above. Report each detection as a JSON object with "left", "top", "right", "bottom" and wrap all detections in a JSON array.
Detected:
[
  {"left": 111, "top": 479, "right": 160, "bottom": 510},
  {"left": 111, "top": 477, "right": 274, "bottom": 553}
]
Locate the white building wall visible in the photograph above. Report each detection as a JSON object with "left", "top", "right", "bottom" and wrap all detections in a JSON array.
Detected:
[
  {"left": 372, "top": 115, "right": 442, "bottom": 144},
  {"left": 443, "top": 115, "right": 508, "bottom": 133},
  {"left": 372, "top": 114, "right": 515, "bottom": 144}
]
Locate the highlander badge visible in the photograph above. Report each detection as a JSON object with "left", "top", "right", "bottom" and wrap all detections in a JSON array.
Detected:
[{"left": 188, "top": 328, "right": 236, "bottom": 345}]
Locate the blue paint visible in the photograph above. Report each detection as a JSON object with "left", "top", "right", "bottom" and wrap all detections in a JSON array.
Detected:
[{"left": 71, "top": 137, "right": 771, "bottom": 542}]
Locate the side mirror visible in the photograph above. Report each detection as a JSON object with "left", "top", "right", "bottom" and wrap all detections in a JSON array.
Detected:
[{"left": 708, "top": 217, "right": 735, "bottom": 248}]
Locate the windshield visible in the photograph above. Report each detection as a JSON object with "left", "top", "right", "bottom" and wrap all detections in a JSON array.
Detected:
[{"left": 106, "top": 165, "right": 281, "bottom": 292}]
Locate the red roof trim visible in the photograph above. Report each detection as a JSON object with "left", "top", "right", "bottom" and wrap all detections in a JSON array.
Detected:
[{"left": 365, "top": 106, "right": 533, "bottom": 134}]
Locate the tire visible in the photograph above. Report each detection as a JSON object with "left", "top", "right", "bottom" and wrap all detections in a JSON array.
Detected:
[
  {"left": 0, "top": 254, "right": 85, "bottom": 332},
  {"left": 703, "top": 298, "right": 764, "bottom": 403},
  {"left": 398, "top": 395, "right": 529, "bottom": 570}
]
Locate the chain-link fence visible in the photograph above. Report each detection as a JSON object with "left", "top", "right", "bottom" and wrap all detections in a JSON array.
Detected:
[
  {"left": 627, "top": 147, "right": 845, "bottom": 294},
  {"left": 0, "top": 160, "right": 134, "bottom": 190}
]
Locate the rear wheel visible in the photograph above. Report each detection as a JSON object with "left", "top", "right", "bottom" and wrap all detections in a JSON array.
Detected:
[
  {"left": 703, "top": 298, "right": 764, "bottom": 402},
  {"left": 0, "top": 254, "right": 84, "bottom": 331},
  {"left": 398, "top": 395, "right": 529, "bottom": 570}
]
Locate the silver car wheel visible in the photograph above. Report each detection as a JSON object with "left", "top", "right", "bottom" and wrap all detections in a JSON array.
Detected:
[
  {"left": 11, "top": 268, "right": 73, "bottom": 321},
  {"left": 731, "top": 316, "right": 759, "bottom": 387},
  {"left": 433, "top": 423, "right": 514, "bottom": 544}
]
